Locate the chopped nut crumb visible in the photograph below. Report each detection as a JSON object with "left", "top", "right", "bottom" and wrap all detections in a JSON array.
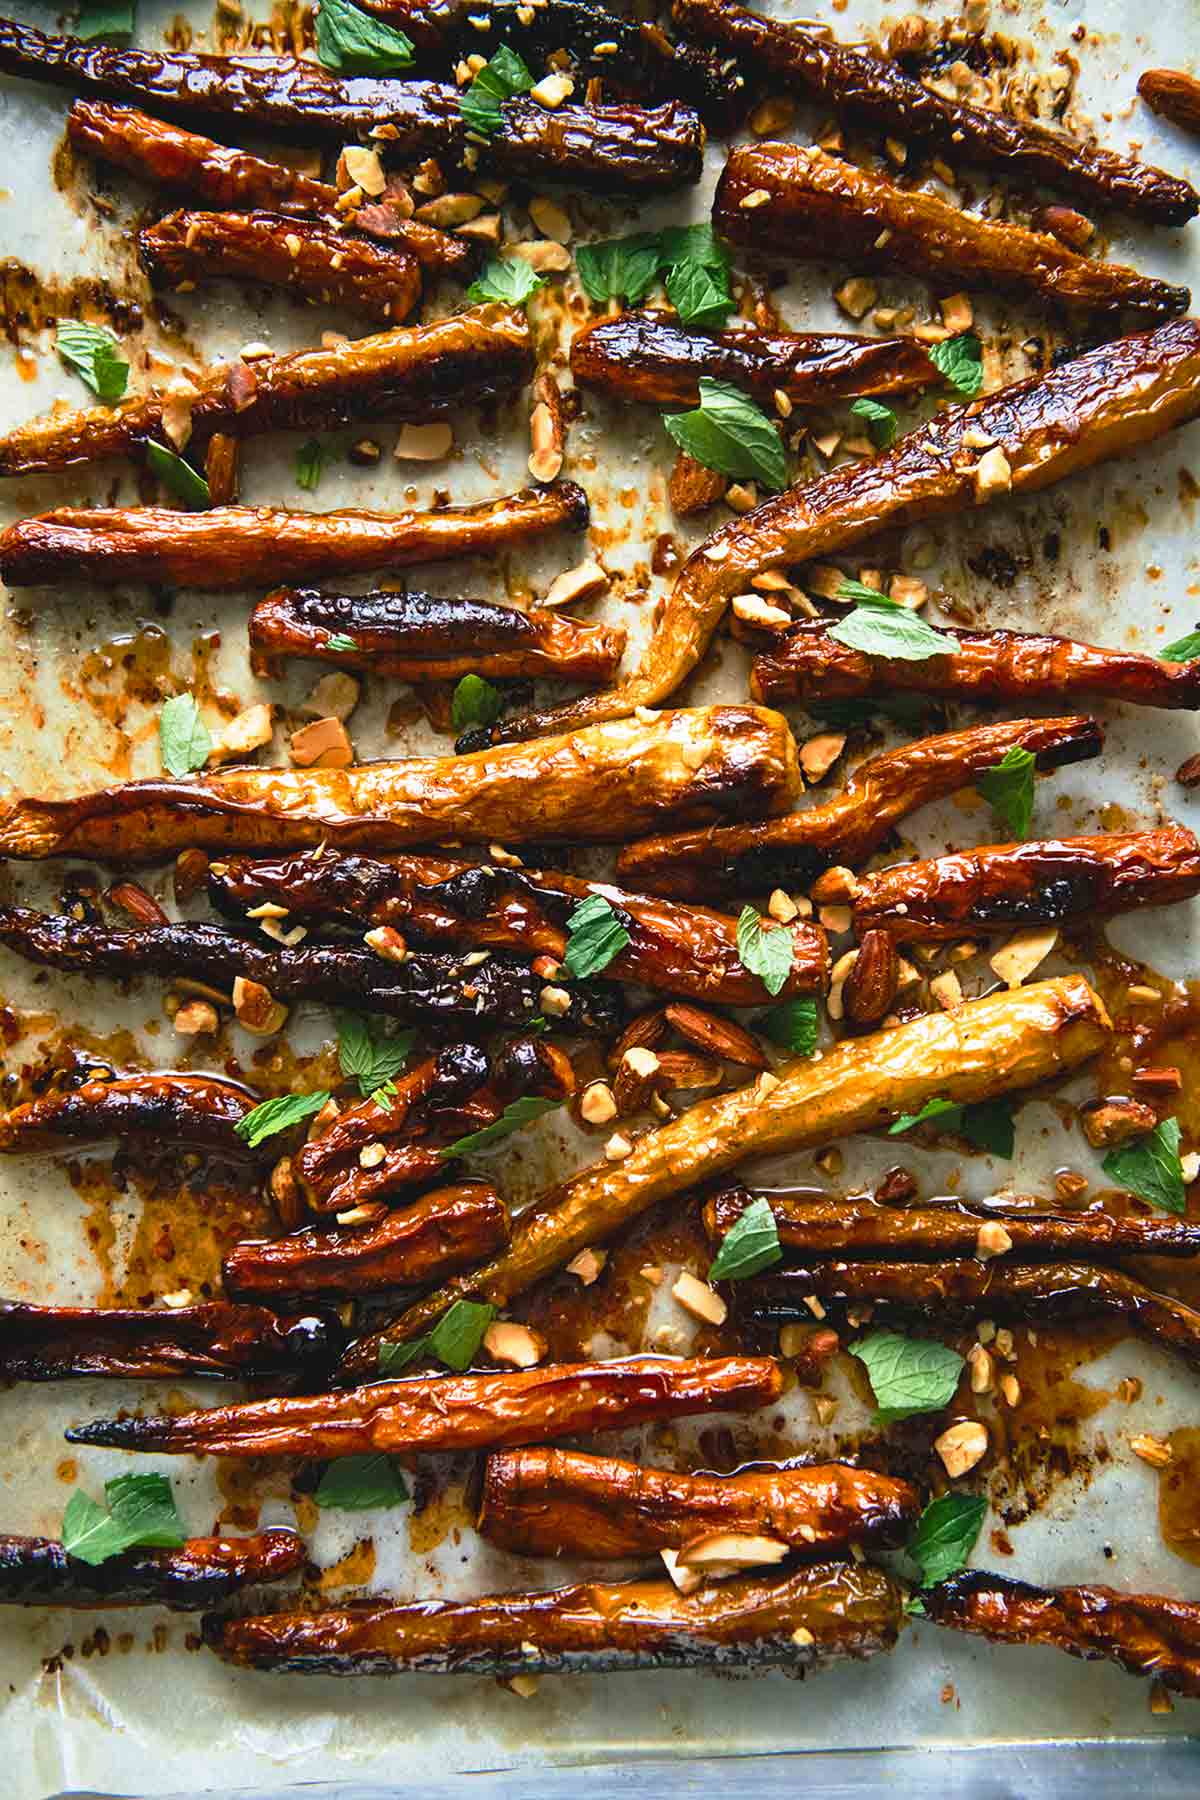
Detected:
[
  {"left": 998, "top": 1373, "right": 1021, "bottom": 1407},
  {"left": 511, "top": 238, "right": 572, "bottom": 272},
  {"left": 364, "top": 926, "right": 408, "bottom": 964},
  {"left": 289, "top": 716, "right": 353, "bottom": 769},
  {"left": 544, "top": 561, "right": 609, "bottom": 610},
  {"left": 540, "top": 984, "right": 572, "bottom": 1017},
  {"left": 967, "top": 1343, "right": 994, "bottom": 1393},
  {"left": 566, "top": 1247, "right": 607, "bottom": 1285},
  {"left": 835, "top": 276, "right": 878, "bottom": 320},
  {"left": 395, "top": 421, "right": 454, "bottom": 462},
  {"left": 579, "top": 1082, "right": 618, "bottom": 1125},
  {"left": 990, "top": 927, "right": 1058, "bottom": 989},
  {"left": 799, "top": 732, "right": 846, "bottom": 783},
  {"left": 1130, "top": 1432, "right": 1173, "bottom": 1469},
  {"left": 530, "top": 72, "right": 573, "bottom": 107},
  {"left": 173, "top": 998, "right": 218, "bottom": 1036},
  {"left": 975, "top": 1221, "right": 1013, "bottom": 1261},
  {"left": 935, "top": 1420, "right": 989, "bottom": 1478},
  {"left": 732, "top": 591, "right": 791, "bottom": 630},
  {"left": 973, "top": 445, "right": 1013, "bottom": 501},
  {"left": 528, "top": 194, "right": 571, "bottom": 242},
  {"left": 358, "top": 1142, "right": 387, "bottom": 1169},
  {"left": 768, "top": 888, "right": 799, "bottom": 923},
  {"left": 483, "top": 1320, "right": 546, "bottom": 1368},
  {"left": 672, "top": 1269, "right": 728, "bottom": 1326},
  {"left": 604, "top": 1131, "right": 633, "bottom": 1162}
]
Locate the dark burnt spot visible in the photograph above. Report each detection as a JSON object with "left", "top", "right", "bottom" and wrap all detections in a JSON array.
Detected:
[{"left": 966, "top": 544, "right": 1024, "bottom": 588}]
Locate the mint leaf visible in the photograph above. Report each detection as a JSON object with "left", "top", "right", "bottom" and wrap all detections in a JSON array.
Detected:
[
  {"left": 562, "top": 893, "right": 630, "bottom": 980},
  {"left": 977, "top": 745, "right": 1036, "bottom": 839},
  {"left": 467, "top": 256, "right": 545, "bottom": 306},
  {"left": 427, "top": 1297, "right": 495, "bottom": 1370},
  {"left": 105, "top": 1472, "right": 186, "bottom": 1550},
  {"left": 441, "top": 1094, "right": 560, "bottom": 1157},
  {"left": 1163, "top": 630, "right": 1200, "bottom": 662},
  {"left": 75, "top": 0, "right": 135, "bottom": 39},
  {"left": 315, "top": 1453, "right": 409, "bottom": 1510},
  {"left": 830, "top": 587, "right": 954, "bottom": 662},
  {"left": 736, "top": 906, "right": 795, "bottom": 997},
  {"left": 1102, "top": 1117, "right": 1187, "bottom": 1215},
  {"left": 761, "top": 997, "right": 818, "bottom": 1055},
  {"left": 663, "top": 377, "right": 787, "bottom": 491},
  {"left": 337, "top": 1012, "right": 415, "bottom": 1099},
  {"left": 665, "top": 258, "right": 733, "bottom": 329},
  {"left": 888, "top": 1096, "right": 1015, "bottom": 1158},
  {"left": 234, "top": 1089, "right": 331, "bottom": 1149},
  {"left": 851, "top": 1330, "right": 963, "bottom": 1423},
  {"left": 296, "top": 439, "right": 327, "bottom": 492},
  {"left": 63, "top": 1473, "right": 185, "bottom": 1567},
  {"left": 460, "top": 43, "right": 534, "bottom": 138},
  {"left": 850, "top": 397, "right": 897, "bottom": 449},
  {"left": 315, "top": 0, "right": 414, "bottom": 72},
  {"left": 452, "top": 672, "right": 503, "bottom": 734},
  {"left": 325, "top": 632, "right": 359, "bottom": 654},
  {"left": 908, "top": 1494, "right": 986, "bottom": 1587},
  {"left": 159, "top": 693, "right": 211, "bottom": 776},
  {"left": 708, "top": 1195, "right": 782, "bottom": 1282},
  {"left": 56, "top": 321, "right": 129, "bottom": 402},
  {"left": 146, "top": 440, "right": 211, "bottom": 508},
  {"left": 930, "top": 332, "right": 983, "bottom": 398},
  {"left": 576, "top": 233, "right": 662, "bottom": 305}
]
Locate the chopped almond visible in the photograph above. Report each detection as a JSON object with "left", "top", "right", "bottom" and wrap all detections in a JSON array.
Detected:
[
  {"left": 300, "top": 671, "right": 360, "bottom": 722},
  {"left": 834, "top": 276, "right": 877, "bottom": 320},
  {"left": 539, "top": 984, "right": 572, "bottom": 1017},
  {"left": 939, "top": 292, "right": 974, "bottom": 333},
  {"left": 232, "top": 975, "right": 287, "bottom": 1036},
  {"left": 528, "top": 195, "right": 571, "bottom": 241},
  {"left": 507, "top": 1674, "right": 539, "bottom": 1699},
  {"left": 998, "top": 1373, "right": 1021, "bottom": 1407},
  {"left": 173, "top": 998, "right": 218, "bottom": 1036},
  {"left": 528, "top": 400, "right": 563, "bottom": 484},
  {"left": 1130, "top": 1432, "right": 1173, "bottom": 1469},
  {"left": 888, "top": 574, "right": 928, "bottom": 610},
  {"left": 342, "top": 145, "right": 385, "bottom": 196},
  {"left": 973, "top": 446, "right": 1013, "bottom": 501},
  {"left": 749, "top": 95, "right": 795, "bottom": 136},
  {"left": 935, "top": 1420, "right": 988, "bottom": 1478},
  {"left": 768, "top": 888, "right": 799, "bottom": 923},
  {"left": 358, "top": 1142, "right": 387, "bottom": 1169},
  {"left": 483, "top": 1320, "right": 546, "bottom": 1368},
  {"left": 672, "top": 1269, "right": 727, "bottom": 1326},
  {"left": 739, "top": 186, "right": 772, "bottom": 209},
  {"left": 579, "top": 1081, "right": 618, "bottom": 1125},
  {"left": 456, "top": 212, "right": 501, "bottom": 246},
  {"left": 677, "top": 1532, "right": 788, "bottom": 1570},
  {"left": 732, "top": 591, "right": 790, "bottom": 630},
  {"left": 967, "top": 1343, "right": 994, "bottom": 1393},
  {"left": 604, "top": 1131, "right": 633, "bottom": 1162},
  {"left": 364, "top": 925, "right": 408, "bottom": 964},
  {"left": 799, "top": 732, "right": 846, "bottom": 783},
  {"left": 395, "top": 421, "right": 453, "bottom": 461},
  {"left": 660, "top": 1547, "right": 703, "bottom": 1594},
  {"left": 725, "top": 481, "right": 759, "bottom": 514},
  {"left": 208, "top": 702, "right": 273, "bottom": 764},
  {"left": 990, "top": 926, "right": 1058, "bottom": 989},
  {"left": 413, "top": 192, "right": 483, "bottom": 228},
  {"left": 543, "top": 560, "right": 608, "bottom": 610},
  {"left": 530, "top": 71, "right": 573, "bottom": 107},
  {"left": 289, "top": 716, "right": 353, "bottom": 769},
  {"left": 511, "top": 238, "right": 572, "bottom": 272},
  {"left": 975, "top": 1221, "right": 1013, "bottom": 1261},
  {"left": 566, "top": 1247, "right": 607, "bottom": 1286}
]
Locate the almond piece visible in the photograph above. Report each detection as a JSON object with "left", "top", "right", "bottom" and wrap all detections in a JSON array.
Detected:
[
  {"left": 109, "top": 880, "right": 169, "bottom": 926},
  {"left": 1080, "top": 1097, "right": 1158, "bottom": 1150},
  {"left": 413, "top": 192, "right": 483, "bottom": 228},
  {"left": 799, "top": 732, "right": 846, "bottom": 783},
  {"left": 530, "top": 72, "right": 573, "bottom": 107},
  {"left": 528, "top": 195, "right": 571, "bottom": 241},
  {"left": 342, "top": 145, "right": 386, "bottom": 196},
  {"left": 364, "top": 925, "right": 408, "bottom": 963},
  {"left": 664, "top": 1001, "right": 767, "bottom": 1069},
  {"left": 578, "top": 1081, "right": 618, "bottom": 1126},
  {"left": 973, "top": 446, "right": 1013, "bottom": 501},
  {"left": 543, "top": 560, "right": 608, "bottom": 610},
  {"left": 669, "top": 449, "right": 726, "bottom": 516},
  {"left": 300, "top": 672, "right": 360, "bottom": 722},
  {"left": 676, "top": 1531, "right": 788, "bottom": 1570},
  {"left": 732, "top": 591, "right": 791, "bottom": 631},
  {"left": 173, "top": 998, "right": 219, "bottom": 1036},
  {"left": 208, "top": 702, "right": 273, "bottom": 764},
  {"left": 613, "top": 1045, "right": 663, "bottom": 1114},
  {"left": 510, "top": 239, "right": 572, "bottom": 272},
  {"left": 935, "top": 1420, "right": 988, "bottom": 1478},
  {"left": 395, "top": 421, "right": 453, "bottom": 461},
  {"left": 1130, "top": 1432, "right": 1173, "bottom": 1469},
  {"left": 289, "top": 716, "right": 353, "bottom": 769},
  {"left": 835, "top": 276, "right": 877, "bottom": 320},
  {"left": 566, "top": 1247, "right": 607, "bottom": 1285},
  {"left": 989, "top": 926, "right": 1058, "bottom": 989},
  {"left": 975, "top": 1221, "right": 1013, "bottom": 1261},
  {"left": 483, "top": 1321, "right": 546, "bottom": 1368},
  {"left": 672, "top": 1270, "right": 727, "bottom": 1326},
  {"left": 232, "top": 975, "right": 287, "bottom": 1036},
  {"left": 660, "top": 1547, "right": 703, "bottom": 1594},
  {"left": 842, "top": 929, "right": 899, "bottom": 1027}
]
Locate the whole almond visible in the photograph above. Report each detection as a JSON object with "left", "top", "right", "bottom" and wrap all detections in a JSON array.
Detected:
[
  {"left": 607, "top": 1008, "right": 669, "bottom": 1075},
  {"left": 664, "top": 1002, "right": 767, "bottom": 1069},
  {"left": 843, "top": 929, "right": 899, "bottom": 1026}
]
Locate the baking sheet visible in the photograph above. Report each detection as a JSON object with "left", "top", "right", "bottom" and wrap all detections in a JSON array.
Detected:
[{"left": 2, "top": 0, "right": 1200, "bottom": 1792}]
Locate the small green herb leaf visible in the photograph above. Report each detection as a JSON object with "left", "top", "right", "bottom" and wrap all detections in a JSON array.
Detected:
[
  {"left": 146, "top": 440, "right": 211, "bottom": 508},
  {"left": 888, "top": 1096, "right": 1015, "bottom": 1159},
  {"left": 562, "top": 893, "right": 630, "bottom": 981},
  {"left": 849, "top": 397, "right": 897, "bottom": 450},
  {"left": 930, "top": 332, "right": 983, "bottom": 398},
  {"left": 658, "top": 224, "right": 727, "bottom": 270},
  {"left": 56, "top": 321, "right": 129, "bottom": 402},
  {"left": 761, "top": 997, "right": 818, "bottom": 1056},
  {"left": 451, "top": 672, "right": 504, "bottom": 734},
  {"left": 851, "top": 1329, "right": 963, "bottom": 1424},
  {"left": 75, "top": 0, "right": 135, "bottom": 40},
  {"left": 663, "top": 378, "right": 787, "bottom": 491},
  {"left": 234, "top": 1089, "right": 332, "bottom": 1150},
  {"left": 708, "top": 1195, "right": 783, "bottom": 1282},
  {"left": 337, "top": 1012, "right": 415, "bottom": 1099},
  {"left": 325, "top": 632, "right": 359, "bottom": 654},
  {"left": 575, "top": 233, "right": 662, "bottom": 306},
  {"left": 664, "top": 258, "right": 733, "bottom": 330},
  {"left": 427, "top": 1297, "right": 495, "bottom": 1370},
  {"left": 460, "top": 43, "right": 534, "bottom": 137},
  {"left": 295, "top": 439, "right": 327, "bottom": 492},
  {"left": 158, "top": 693, "right": 212, "bottom": 777},
  {"left": 977, "top": 745, "right": 1036, "bottom": 840},
  {"left": 315, "top": 1453, "right": 409, "bottom": 1510},
  {"left": 830, "top": 587, "right": 955, "bottom": 662},
  {"left": 1102, "top": 1117, "right": 1187, "bottom": 1215},
  {"left": 63, "top": 1473, "right": 186, "bottom": 1567},
  {"left": 737, "top": 906, "right": 795, "bottom": 997},
  {"left": 467, "top": 256, "right": 546, "bottom": 306},
  {"left": 1163, "top": 630, "right": 1200, "bottom": 663},
  {"left": 441, "top": 1095, "right": 560, "bottom": 1158},
  {"left": 315, "top": 0, "right": 414, "bottom": 73},
  {"left": 908, "top": 1494, "right": 986, "bottom": 1587}
]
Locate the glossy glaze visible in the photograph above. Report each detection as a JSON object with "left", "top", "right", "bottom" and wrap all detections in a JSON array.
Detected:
[
  {"left": 0, "top": 1530, "right": 304, "bottom": 1608},
  {"left": 0, "top": 1071, "right": 257, "bottom": 1157},
  {"left": 0, "top": 1298, "right": 338, "bottom": 1379}
]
